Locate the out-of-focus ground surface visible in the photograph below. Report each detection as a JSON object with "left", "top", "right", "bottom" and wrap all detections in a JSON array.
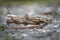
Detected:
[{"left": 0, "top": 0, "right": 60, "bottom": 40}]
